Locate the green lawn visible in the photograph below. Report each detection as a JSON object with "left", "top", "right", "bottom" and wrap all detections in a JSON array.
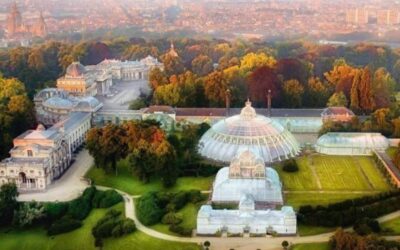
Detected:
[
  {"left": 381, "top": 216, "right": 400, "bottom": 235},
  {"left": 277, "top": 157, "right": 319, "bottom": 190},
  {"left": 86, "top": 160, "right": 214, "bottom": 195},
  {"left": 297, "top": 224, "right": 335, "bottom": 236},
  {"left": 291, "top": 242, "right": 330, "bottom": 250},
  {"left": 277, "top": 155, "right": 391, "bottom": 192},
  {"left": 0, "top": 203, "right": 200, "bottom": 250},
  {"left": 387, "top": 147, "right": 397, "bottom": 159},
  {"left": 150, "top": 202, "right": 202, "bottom": 236},
  {"left": 284, "top": 192, "right": 368, "bottom": 209}
]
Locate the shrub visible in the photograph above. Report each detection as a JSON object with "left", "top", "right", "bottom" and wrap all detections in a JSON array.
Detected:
[
  {"left": 282, "top": 159, "right": 299, "bottom": 172},
  {"left": 92, "top": 209, "right": 135, "bottom": 239},
  {"left": 121, "top": 219, "right": 136, "bottom": 234},
  {"left": 161, "top": 212, "right": 183, "bottom": 225},
  {"left": 187, "top": 190, "right": 204, "bottom": 203},
  {"left": 47, "top": 216, "right": 82, "bottom": 236},
  {"left": 98, "top": 190, "right": 123, "bottom": 208},
  {"left": 170, "top": 191, "right": 188, "bottom": 210},
  {"left": 136, "top": 193, "right": 164, "bottom": 226},
  {"left": 353, "top": 217, "right": 381, "bottom": 236},
  {"left": 67, "top": 197, "right": 92, "bottom": 220},
  {"left": 44, "top": 202, "right": 68, "bottom": 222},
  {"left": 169, "top": 224, "right": 192, "bottom": 236}
]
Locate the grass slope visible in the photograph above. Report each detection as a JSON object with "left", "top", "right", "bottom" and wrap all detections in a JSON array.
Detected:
[
  {"left": 291, "top": 242, "right": 330, "bottom": 250},
  {"left": 0, "top": 203, "right": 200, "bottom": 250},
  {"left": 86, "top": 160, "right": 214, "bottom": 195},
  {"left": 150, "top": 202, "right": 202, "bottom": 236},
  {"left": 381, "top": 216, "right": 400, "bottom": 235}
]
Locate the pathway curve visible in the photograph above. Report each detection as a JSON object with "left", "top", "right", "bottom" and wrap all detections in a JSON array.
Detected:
[
  {"left": 16, "top": 150, "right": 400, "bottom": 249},
  {"left": 119, "top": 190, "right": 400, "bottom": 250}
]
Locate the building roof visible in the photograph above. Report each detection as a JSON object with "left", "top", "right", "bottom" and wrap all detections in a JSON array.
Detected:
[
  {"left": 322, "top": 107, "right": 355, "bottom": 116},
  {"left": 43, "top": 96, "right": 74, "bottom": 110},
  {"left": 316, "top": 132, "right": 389, "bottom": 150},
  {"left": 66, "top": 62, "right": 86, "bottom": 77},
  {"left": 50, "top": 112, "right": 91, "bottom": 134},
  {"left": 198, "top": 101, "right": 300, "bottom": 163}
]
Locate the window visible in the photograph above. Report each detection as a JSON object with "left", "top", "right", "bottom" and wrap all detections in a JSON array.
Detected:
[{"left": 27, "top": 150, "right": 33, "bottom": 157}]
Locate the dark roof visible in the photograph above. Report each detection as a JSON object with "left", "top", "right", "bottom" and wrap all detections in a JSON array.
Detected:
[
  {"left": 143, "top": 105, "right": 175, "bottom": 114},
  {"left": 176, "top": 108, "right": 324, "bottom": 117}
]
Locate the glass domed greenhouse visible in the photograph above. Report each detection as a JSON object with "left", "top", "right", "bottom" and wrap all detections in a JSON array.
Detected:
[{"left": 198, "top": 101, "right": 300, "bottom": 164}]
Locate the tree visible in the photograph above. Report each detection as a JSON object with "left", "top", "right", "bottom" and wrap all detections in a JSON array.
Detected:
[
  {"left": 372, "top": 68, "right": 395, "bottom": 109},
  {"left": 324, "top": 61, "right": 357, "bottom": 99},
  {"left": 13, "top": 201, "right": 45, "bottom": 227},
  {"left": 239, "top": 52, "right": 276, "bottom": 75},
  {"left": 0, "top": 183, "right": 19, "bottom": 226},
  {"left": 358, "top": 67, "right": 375, "bottom": 113},
  {"left": 86, "top": 124, "right": 128, "bottom": 175},
  {"left": 191, "top": 54, "right": 213, "bottom": 76},
  {"left": 248, "top": 66, "right": 282, "bottom": 107},
  {"left": 149, "top": 67, "right": 168, "bottom": 90},
  {"left": 327, "top": 91, "right": 348, "bottom": 107},
  {"left": 281, "top": 240, "right": 289, "bottom": 250},
  {"left": 161, "top": 54, "right": 184, "bottom": 76},
  {"left": 204, "top": 241, "right": 211, "bottom": 250},
  {"left": 304, "top": 77, "right": 330, "bottom": 107},
  {"left": 204, "top": 71, "right": 229, "bottom": 107},
  {"left": 282, "top": 79, "right": 304, "bottom": 108}
]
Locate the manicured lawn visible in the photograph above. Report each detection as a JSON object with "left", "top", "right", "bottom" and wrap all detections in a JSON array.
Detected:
[
  {"left": 387, "top": 147, "right": 397, "bottom": 159},
  {"left": 86, "top": 160, "right": 214, "bottom": 195},
  {"left": 276, "top": 156, "right": 319, "bottom": 190},
  {"left": 381, "top": 216, "right": 400, "bottom": 235},
  {"left": 277, "top": 155, "right": 391, "bottom": 192},
  {"left": 291, "top": 242, "right": 330, "bottom": 250},
  {"left": 285, "top": 192, "right": 368, "bottom": 209},
  {"left": 0, "top": 203, "right": 200, "bottom": 250},
  {"left": 150, "top": 202, "right": 202, "bottom": 236},
  {"left": 297, "top": 224, "right": 335, "bottom": 236}
]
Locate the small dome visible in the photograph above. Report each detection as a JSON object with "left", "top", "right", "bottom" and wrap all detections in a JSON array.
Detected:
[
  {"left": 76, "top": 96, "right": 101, "bottom": 109},
  {"left": 36, "top": 124, "right": 46, "bottom": 131},
  {"left": 66, "top": 62, "right": 86, "bottom": 77},
  {"left": 43, "top": 96, "right": 74, "bottom": 109}
]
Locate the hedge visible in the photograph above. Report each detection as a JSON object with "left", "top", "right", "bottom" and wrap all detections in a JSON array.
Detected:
[{"left": 47, "top": 216, "right": 82, "bottom": 236}]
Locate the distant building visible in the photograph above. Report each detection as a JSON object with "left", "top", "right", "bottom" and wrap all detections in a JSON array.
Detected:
[
  {"left": 321, "top": 107, "right": 355, "bottom": 123},
  {"left": 377, "top": 10, "right": 400, "bottom": 25},
  {"left": 167, "top": 42, "right": 179, "bottom": 57},
  {"left": 346, "top": 9, "right": 369, "bottom": 25},
  {"left": 57, "top": 56, "right": 163, "bottom": 97},
  {"left": 34, "top": 88, "right": 103, "bottom": 126},
  {"left": 6, "top": 3, "right": 47, "bottom": 38}
]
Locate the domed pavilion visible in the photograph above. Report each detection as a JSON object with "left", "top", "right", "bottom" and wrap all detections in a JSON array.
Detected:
[{"left": 198, "top": 100, "right": 300, "bottom": 164}]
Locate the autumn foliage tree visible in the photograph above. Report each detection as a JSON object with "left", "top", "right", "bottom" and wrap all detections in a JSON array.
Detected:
[{"left": 248, "top": 66, "right": 281, "bottom": 107}]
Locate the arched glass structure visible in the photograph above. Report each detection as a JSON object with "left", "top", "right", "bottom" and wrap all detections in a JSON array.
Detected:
[
  {"left": 316, "top": 132, "right": 389, "bottom": 155},
  {"left": 198, "top": 101, "right": 300, "bottom": 164}
]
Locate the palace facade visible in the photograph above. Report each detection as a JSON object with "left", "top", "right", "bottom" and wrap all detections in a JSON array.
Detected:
[
  {"left": 57, "top": 56, "right": 163, "bottom": 97},
  {"left": 0, "top": 112, "right": 91, "bottom": 191}
]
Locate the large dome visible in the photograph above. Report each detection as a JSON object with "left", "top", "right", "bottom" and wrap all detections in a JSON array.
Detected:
[
  {"left": 66, "top": 62, "right": 86, "bottom": 77},
  {"left": 198, "top": 101, "right": 300, "bottom": 164}
]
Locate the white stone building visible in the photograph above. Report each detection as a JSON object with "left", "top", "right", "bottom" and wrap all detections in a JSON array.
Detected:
[
  {"left": 211, "top": 150, "right": 283, "bottom": 205},
  {"left": 34, "top": 88, "right": 103, "bottom": 126},
  {"left": 197, "top": 195, "right": 297, "bottom": 235},
  {"left": 0, "top": 112, "right": 91, "bottom": 191},
  {"left": 197, "top": 150, "right": 296, "bottom": 236}
]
